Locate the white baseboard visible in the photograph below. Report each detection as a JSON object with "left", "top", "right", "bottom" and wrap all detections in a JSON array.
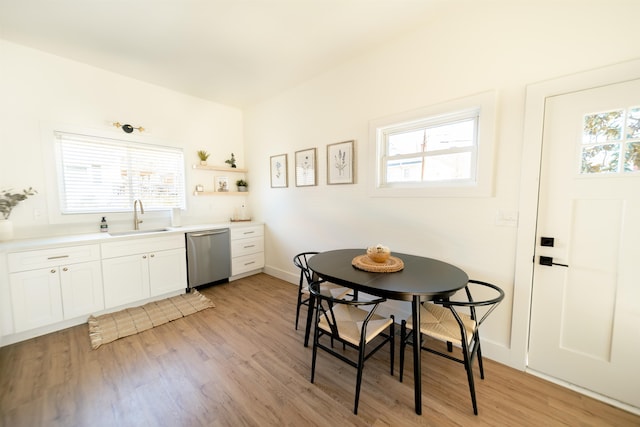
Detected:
[{"left": 526, "top": 368, "right": 640, "bottom": 416}]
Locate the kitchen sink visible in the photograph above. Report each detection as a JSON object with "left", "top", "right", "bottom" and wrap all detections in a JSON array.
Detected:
[{"left": 109, "top": 228, "right": 171, "bottom": 236}]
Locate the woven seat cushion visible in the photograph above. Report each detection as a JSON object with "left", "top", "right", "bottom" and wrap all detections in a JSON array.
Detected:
[
  {"left": 318, "top": 304, "right": 393, "bottom": 346},
  {"left": 406, "top": 303, "right": 476, "bottom": 346},
  {"left": 303, "top": 283, "right": 350, "bottom": 299}
]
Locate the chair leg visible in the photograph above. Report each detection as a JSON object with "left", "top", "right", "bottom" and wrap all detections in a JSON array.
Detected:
[
  {"left": 399, "top": 320, "right": 405, "bottom": 382},
  {"left": 353, "top": 341, "right": 367, "bottom": 415},
  {"left": 461, "top": 342, "right": 478, "bottom": 415},
  {"left": 295, "top": 290, "right": 303, "bottom": 330},
  {"left": 310, "top": 307, "right": 320, "bottom": 383},
  {"left": 303, "top": 294, "right": 315, "bottom": 347},
  {"left": 475, "top": 333, "right": 485, "bottom": 380},
  {"left": 389, "top": 316, "right": 395, "bottom": 376}
]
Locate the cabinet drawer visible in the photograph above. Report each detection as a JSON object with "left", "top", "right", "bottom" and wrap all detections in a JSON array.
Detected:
[
  {"left": 231, "top": 225, "right": 263, "bottom": 240},
  {"left": 101, "top": 234, "right": 185, "bottom": 258},
  {"left": 231, "top": 237, "right": 264, "bottom": 257},
  {"left": 8, "top": 245, "right": 100, "bottom": 273},
  {"left": 232, "top": 252, "right": 265, "bottom": 276}
]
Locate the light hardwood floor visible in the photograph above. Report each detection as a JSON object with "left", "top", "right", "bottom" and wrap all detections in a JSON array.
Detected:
[{"left": 1, "top": 273, "right": 638, "bottom": 426}]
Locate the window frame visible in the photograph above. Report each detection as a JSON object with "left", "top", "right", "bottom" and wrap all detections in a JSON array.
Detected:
[
  {"left": 42, "top": 124, "right": 186, "bottom": 225},
  {"left": 368, "top": 91, "right": 497, "bottom": 197}
]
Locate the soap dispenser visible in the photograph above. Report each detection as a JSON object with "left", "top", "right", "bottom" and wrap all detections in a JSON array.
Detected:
[{"left": 100, "top": 216, "right": 108, "bottom": 232}]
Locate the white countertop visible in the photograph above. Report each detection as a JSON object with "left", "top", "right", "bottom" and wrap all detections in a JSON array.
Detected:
[{"left": 0, "top": 221, "right": 262, "bottom": 252}]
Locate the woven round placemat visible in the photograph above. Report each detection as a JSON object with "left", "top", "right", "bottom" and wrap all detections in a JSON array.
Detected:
[{"left": 352, "top": 254, "right": 404, "bottom": 273}]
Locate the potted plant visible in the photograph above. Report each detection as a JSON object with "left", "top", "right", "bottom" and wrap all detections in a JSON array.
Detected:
[
  {"left": 225, "top": 153, "right": 237, "bottom": 168},
  {"left": 236, "top": 179, "right": 248, "bottom": 192},
  {"left": 197, "top": 150, "right": 210, "bottom": 166},
  {"left": 0, "top": 187, "right": 37, "bottom": 241}
]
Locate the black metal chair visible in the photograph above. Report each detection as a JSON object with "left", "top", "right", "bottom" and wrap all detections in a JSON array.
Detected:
[
  {"left": 309, "top": 279, "right": 395, "bottom": 415},
  {"left": 292, "top": 252, "right": 348, "bottom": 331},
  {"left": 399, "top": 279, "right": 505, "bottom": 415}
]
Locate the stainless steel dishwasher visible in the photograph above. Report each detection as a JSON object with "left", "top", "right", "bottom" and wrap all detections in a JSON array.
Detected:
[{"left": 186, "top": 228, "right": 231, "bottom": 290}]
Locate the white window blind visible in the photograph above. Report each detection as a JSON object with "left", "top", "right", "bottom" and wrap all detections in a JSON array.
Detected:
[{"left": 55, "top": 132, "right": 185, "bottom": 214}]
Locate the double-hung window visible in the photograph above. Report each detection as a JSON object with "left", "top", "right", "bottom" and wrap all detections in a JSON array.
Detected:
[
  {"left": 55, "top": 131, "right": 185, "bottom": 214},
  {"left": 369, "top": 91, "right": 496, "bottom": 197}
]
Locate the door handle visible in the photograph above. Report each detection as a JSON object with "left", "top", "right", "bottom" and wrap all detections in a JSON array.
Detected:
[
  {"left": 539, "top": 256, "right": 568, "bottom": 267},
  {"left": 190, "top": 230, "right": 228, "bottom": 237}
]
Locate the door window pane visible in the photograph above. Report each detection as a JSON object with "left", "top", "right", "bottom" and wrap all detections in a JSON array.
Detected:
[
  {"left": 626, "top": 107, "right": 640, "bottom": 139},
  {"left": 582, "top": 110, "right": 624, "bottom": 143},
  {"left": 624, "top": 141, "right": 640, "bottom": 172},
  {"left": 581, "top": 143, "right": 620, "bottom": 174},
  {"left": 580, "top": 107, "right": 640, "bottom": 175}
]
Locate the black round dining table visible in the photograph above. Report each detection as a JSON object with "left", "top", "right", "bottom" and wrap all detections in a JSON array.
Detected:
[{"left": 307, "top": 248, "right": 469, "bottom": 415}]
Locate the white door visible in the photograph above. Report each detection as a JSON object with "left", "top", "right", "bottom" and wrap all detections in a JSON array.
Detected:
[{"left": 528, "top": 79, "right": 640, "bottom": 407}]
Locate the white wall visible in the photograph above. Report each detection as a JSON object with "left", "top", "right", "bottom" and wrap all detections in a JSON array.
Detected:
[
  {"left": 0, "top": 40, "right": 246, "bottom": 238},
  {"left": 244, "top": 0, "right": 640, "bottom": 367}
]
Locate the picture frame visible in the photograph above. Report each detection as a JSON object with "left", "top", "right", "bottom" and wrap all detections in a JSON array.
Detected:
[
  {"left": 295, "top": 147, "right": 317, "bottom": 187},
  {"left": 215, "top": 176, "right": 229, "bottom": 192},
  {"left": 327, "top": 140, "right": 355, "bottom": 184},
  {"left": 270, "top": 154, "right": 288, "bottom": 188}
]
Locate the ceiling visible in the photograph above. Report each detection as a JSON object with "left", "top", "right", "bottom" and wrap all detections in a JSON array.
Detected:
[{"left": 0, "top": 0, "right": 443, "bottom": 108}]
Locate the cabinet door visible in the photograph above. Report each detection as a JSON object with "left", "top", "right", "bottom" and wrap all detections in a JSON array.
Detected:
[
  {"left": 9, "top": 268, "right": 63, "bottom": 332},
  {"left": 60, "top": 260, "right": 104, "bottom": 319},
  {"left": 149, "top": 248, "right": 187, "bottom": 296},
  {"left": 102, "top": 254, "right": 150, "bottom": 308}
]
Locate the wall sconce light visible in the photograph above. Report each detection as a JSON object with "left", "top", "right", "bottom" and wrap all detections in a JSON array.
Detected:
[{"left": 113, "top": 122, "right": 144, "bottom": 133}]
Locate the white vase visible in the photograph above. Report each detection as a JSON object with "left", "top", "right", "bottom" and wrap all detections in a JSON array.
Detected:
[{"left": 0, "top": 219, "right": 14, "bottom": 241}]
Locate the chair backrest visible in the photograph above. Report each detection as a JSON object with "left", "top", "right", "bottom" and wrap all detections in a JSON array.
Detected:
[
  {"left": 293, "top": 252, "right": 319, "bottom": 288},
  {"left": 435, "top": 279, "right": 505, "bottom": 337},
  {"left": 308, "top": 280, "right": 386, "bottom": 342}
]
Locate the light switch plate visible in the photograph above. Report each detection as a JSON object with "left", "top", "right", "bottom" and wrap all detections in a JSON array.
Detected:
[{"left": 495, "top": 210, "right": 518, "bottom": 227}]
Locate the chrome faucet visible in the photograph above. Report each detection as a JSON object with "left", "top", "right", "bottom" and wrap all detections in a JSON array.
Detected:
[{"left": 133, "top": 199, "right": 144, "bottom": 230}]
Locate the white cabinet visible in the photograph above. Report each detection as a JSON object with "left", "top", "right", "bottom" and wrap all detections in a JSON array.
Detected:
[
  {"left": 59, "top": 260, "right": 103, "bottom": 319},
  {"left": 231, "top": 225, "right": 264, "bottom": 276},
  {"left": 101, "top": 234, "right": 186, "bottom": 308},
  {"left": 8, "top": 245, "right": 103, "bottom": 333},
  {"left": 149, "top": 247, "right": 187, "bottom": 296}
]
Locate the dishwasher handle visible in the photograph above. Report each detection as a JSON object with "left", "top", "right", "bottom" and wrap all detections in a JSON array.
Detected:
[{"left": 189, "top": 230, "right": 229, "bottom": 238}]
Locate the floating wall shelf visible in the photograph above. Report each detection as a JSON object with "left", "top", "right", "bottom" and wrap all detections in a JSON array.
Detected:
[{"left": 192, "top": 164, "right": 248, "bottom": 173}]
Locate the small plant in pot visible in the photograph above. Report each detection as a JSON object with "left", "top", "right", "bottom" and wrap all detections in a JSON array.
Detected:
[
  {"left": 0, "top": 187, "right": 37, "bottom": 241},
  {"left": 225, "top": 153, "right": 237, "bottom": 168},
  {"left": 197, "top": 150, "right": 210, "bottom": 165},
  {"left": 0, "top": 187, "right": 37, "bottom": 220},
  {"left": 236, "top": 179, "right": 248, "bottom": 192}
]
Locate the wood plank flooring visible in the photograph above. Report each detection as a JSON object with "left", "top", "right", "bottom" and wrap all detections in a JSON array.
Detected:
[{"left": 1, "top": 273, "right": 638, "bottom": 426}]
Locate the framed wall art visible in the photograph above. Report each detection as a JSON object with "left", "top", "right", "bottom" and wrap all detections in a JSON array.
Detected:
[
  {"left": 295, "top": 147, "right": 317, "bottom": 187},
  {"left": 327, "top": 140, "right": 355, "bottom": 184},
  {"left": 215, "top": 176, "right": 229, "bottom": 192},
  {"left": 270, "top": 153, "right": 288, "bottom": 188}
]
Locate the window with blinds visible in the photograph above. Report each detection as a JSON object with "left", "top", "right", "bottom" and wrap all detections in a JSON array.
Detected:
[{"left": 55, "top": 132, "right": 185, "bottom": 214}]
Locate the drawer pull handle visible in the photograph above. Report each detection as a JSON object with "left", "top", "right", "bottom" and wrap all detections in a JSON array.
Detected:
[
  {"left": 244, "top": 245, "right": 255, "bottom": 249},
  {"left": 150, "top": 254, "right": 155, "bottom": 257},
  {"left": 51, "top": 269, "right": 56, "bottom": 273},
  {"left": 142, "top": 255, "right": 147, "bottom": 259},
  {"left": 243, "top": 231, "right": 255, "bottom": 235},
  {"left": 244, "top": 261, "right": 256, "bottom": 266},
  {"left": 47, "top": 255, "right": 69, "bottom": 260},
  {"left": 63, "top": 267, "right": 68, "bottom": 272}
]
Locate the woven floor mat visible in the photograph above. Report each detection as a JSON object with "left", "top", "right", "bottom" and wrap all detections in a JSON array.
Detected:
[{"left": 88, "top": 289, "right": 214, "bottom": 349}]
